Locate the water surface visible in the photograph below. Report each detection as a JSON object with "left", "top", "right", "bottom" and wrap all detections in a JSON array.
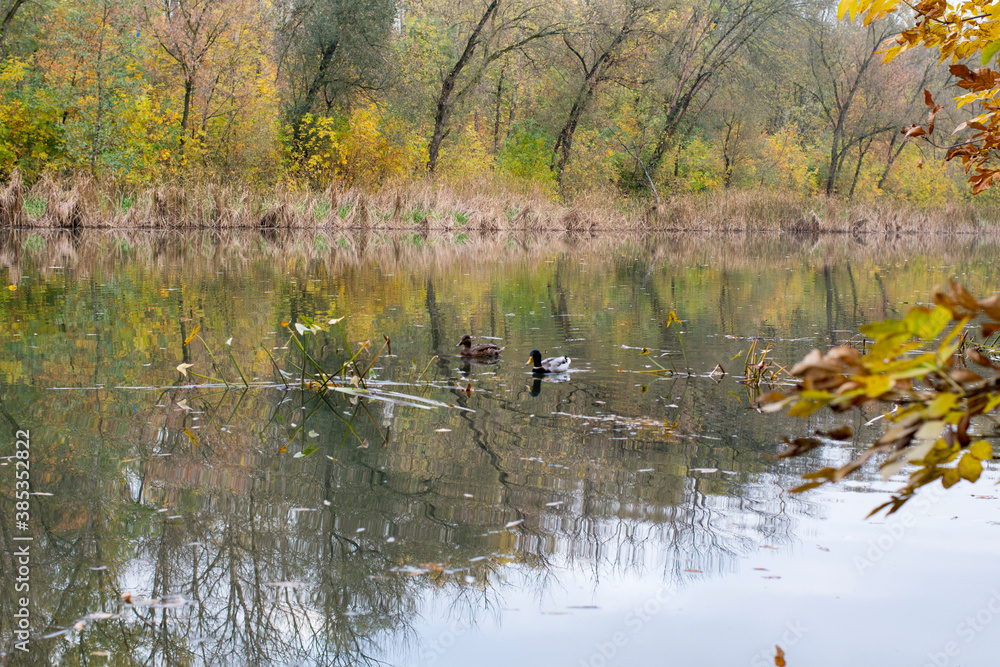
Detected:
[{"left": 1, "top": 230, "right": 999, "bottom": 666}]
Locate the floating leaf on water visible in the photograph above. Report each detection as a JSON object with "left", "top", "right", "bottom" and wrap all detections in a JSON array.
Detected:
[
  {"left": 294, "top": 444, "right": 319, "bottom": 458},
  {"left": 308, "top": 430, "right": 319, "bottom": 438},
  {"left": 435, "top": 428, "right": 452, "bottom": 432},
  {"left": 504, "top": 519, "right": 523, "bottom": 528},
  {"left": 684, "top": 569, "right": 703, "bottom": 573},
  {"left": 329, "top": 316, "right": 345, "bottom": 325},
  {"left": 183, "top": 428, "right": 199, "bottom": 447},
  {"left": 278, "top": 445, "right": 288, "bottom": 453},
  {"left": 90, "top": 651, "right": 111, "bottom": 657},
  {"left": 175, "top": 399, "right": 192, "bottom": 411},
  {"left": 176, "top": 363, "right": 193, "bottom": 377},
  {"left": 85, "top": 612, "right": 118, "bottom": 621}
]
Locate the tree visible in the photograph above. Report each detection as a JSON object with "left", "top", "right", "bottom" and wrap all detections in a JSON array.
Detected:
[
  {"left": 36, "top": 0, "right": 143, "bottom": 175},
  {"left": 276, "top": 0, "right": 397, "bottom": 147},
  {"left": 141, "top": 0, "right": 255, "bottom": 152},
  {"left": 421, "top": 0, "right": 561, "bottom": 173},
  {"left": 549, "top": 0, "right": 655, "bottom": 185},
  {"left": 635, "top": 0, "right": 791, "bottom": 187},
  {"left": 806, "top": 17, "right": 903, "bottom": 196},
  {"left": 0, "top": 0, "right": 35, "bottom": 58}
]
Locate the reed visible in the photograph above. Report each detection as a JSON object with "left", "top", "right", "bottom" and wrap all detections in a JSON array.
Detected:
[{"left": 3, "top": 171, "right": 1000, "bottom": 234}]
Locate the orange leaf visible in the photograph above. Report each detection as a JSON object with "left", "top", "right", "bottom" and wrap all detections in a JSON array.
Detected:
[{"left": 183, "top": 324, "right": 201, "bottom": 346}]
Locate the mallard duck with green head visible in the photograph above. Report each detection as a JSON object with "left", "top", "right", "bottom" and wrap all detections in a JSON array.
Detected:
[
  {"left": 456, "top": 335, "right": 504, "bottom": 357},
  {"left": 527, "top": 349, "right": 571, "bottom": 373}
]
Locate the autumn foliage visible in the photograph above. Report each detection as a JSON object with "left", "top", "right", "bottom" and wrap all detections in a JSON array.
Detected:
[
  {"left": 841, "top": 0, "right": 1000, "bottom": 193},
  {"left": 764, "top": 279, "right": 1000, "bottom": 514},
  {"left": 0, "top": 0, "right": 994, "bottom": 201}
]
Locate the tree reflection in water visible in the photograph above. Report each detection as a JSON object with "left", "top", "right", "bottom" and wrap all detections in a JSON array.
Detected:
[{"left": 1, "top": 228, "right": 992, "bottom": 664}]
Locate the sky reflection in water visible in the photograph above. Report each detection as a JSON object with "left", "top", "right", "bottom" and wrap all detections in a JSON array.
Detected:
[{"left": 0, "top": 230, "right": 999, "bottom": 666}]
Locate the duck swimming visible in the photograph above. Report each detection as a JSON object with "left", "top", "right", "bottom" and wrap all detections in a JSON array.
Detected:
[
  {"left": 527, "top": 349, "right": 571, "bottom": 373},
  {"left": 456, "top": 335, "right": 504, "bottom": 357}
]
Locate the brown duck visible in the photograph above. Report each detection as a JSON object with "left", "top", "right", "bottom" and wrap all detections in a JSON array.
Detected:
[{"left": 456, "top": 335, "right": 504, "bottom": 357}]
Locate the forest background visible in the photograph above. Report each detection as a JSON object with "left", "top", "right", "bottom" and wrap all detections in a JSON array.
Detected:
[{"left": 0, "top": 0, "right": 988, "bottom": 209}]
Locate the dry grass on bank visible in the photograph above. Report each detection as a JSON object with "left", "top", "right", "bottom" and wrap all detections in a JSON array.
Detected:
[{"left": 1, "top": 170, "right": 999, "bottom": 234}]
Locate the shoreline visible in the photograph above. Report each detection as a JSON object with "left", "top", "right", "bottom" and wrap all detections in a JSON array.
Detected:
[{"left": 3, "top": 172, "right": 1000, "bottom": 235}]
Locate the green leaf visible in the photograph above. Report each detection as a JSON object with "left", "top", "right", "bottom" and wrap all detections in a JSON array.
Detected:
[
  {"left": 859, "top": 318, "right": 907, "bottom": 338},
  {"left": 983, "top": 40, "right": 1000, "bottom": 65},
  {"left": 903, "top": 305, "right": 951, "bottom": 341}
]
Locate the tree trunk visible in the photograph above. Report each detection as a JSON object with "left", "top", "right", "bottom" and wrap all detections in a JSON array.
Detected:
[
  {"left": 290, "top": 39, "right": 340, "bottom": 146},
  {"left": 492, "top": 67, "right": 505, "bottom": 154},
  {"left": 180, "top": 75, "right": 194, "bottom": 150},
  {"left": 848, "top": 136, "right": 873, "bottom": 199},
  {"left": 825, "top": 132, "right": 841, "bottom": 195},
  {"left": 0, "top": 0, "right": 28, "bottom": 58},
  {"left": 551, "top": 24, "right": 631, "bottom": 184},
  {"left": 427, "top": 0, "right": 499, "bottom": 173},
  {"left": 876, "top": 132, "right": 906, "bottom": 191}
]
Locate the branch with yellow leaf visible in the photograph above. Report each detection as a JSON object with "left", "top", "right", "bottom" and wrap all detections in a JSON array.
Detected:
[
  {"left": 839, "top": 0, "right": 1000, "bottom": 192},
  {"left": 761, "top": 280, "right": 1000, "bottom": 516}
]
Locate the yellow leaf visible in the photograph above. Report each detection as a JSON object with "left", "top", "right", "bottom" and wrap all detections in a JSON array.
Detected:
[
  {"left": 970, "top": 440, "right": 993, "bottom": 461},
  {"left": 957, "top": 452, "right": 983, "bottom": 482},
  {"left": 857, "top": 374, "right": 893, "bottom": 398},
  {"left": 183, "top": 427, "right": 200, "bottom": 447},
  {"left": 926, "top": 393, "right": 958, "bottom": 419},
  {"left": 183, "top": 324, "right": 201, "bottom": 346}
]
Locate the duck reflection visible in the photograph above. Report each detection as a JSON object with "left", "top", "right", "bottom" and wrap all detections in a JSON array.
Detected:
[
  {"left": 458, "top": 355, "right": 501, "bottom": 377},
  {"left": 528, "top": 371, "right": 571, "bottom": 396}
]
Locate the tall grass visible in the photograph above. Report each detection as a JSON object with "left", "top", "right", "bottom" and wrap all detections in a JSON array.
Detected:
[{"left": 2, "top": 169, "right": 1000, "bottom": 233}]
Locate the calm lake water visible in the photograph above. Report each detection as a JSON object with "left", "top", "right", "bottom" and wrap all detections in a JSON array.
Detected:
[{"left": 2, "top": 229, "right": 1000, "bottom": 666}]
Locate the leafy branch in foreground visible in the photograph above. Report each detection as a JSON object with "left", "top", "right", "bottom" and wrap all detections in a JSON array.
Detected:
[
  {"left": 839, "top": 0, "right": 1000, "bottom": 193},
  {"left": 761, "top": 279, "right": 1000, "bottom": 516}
]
